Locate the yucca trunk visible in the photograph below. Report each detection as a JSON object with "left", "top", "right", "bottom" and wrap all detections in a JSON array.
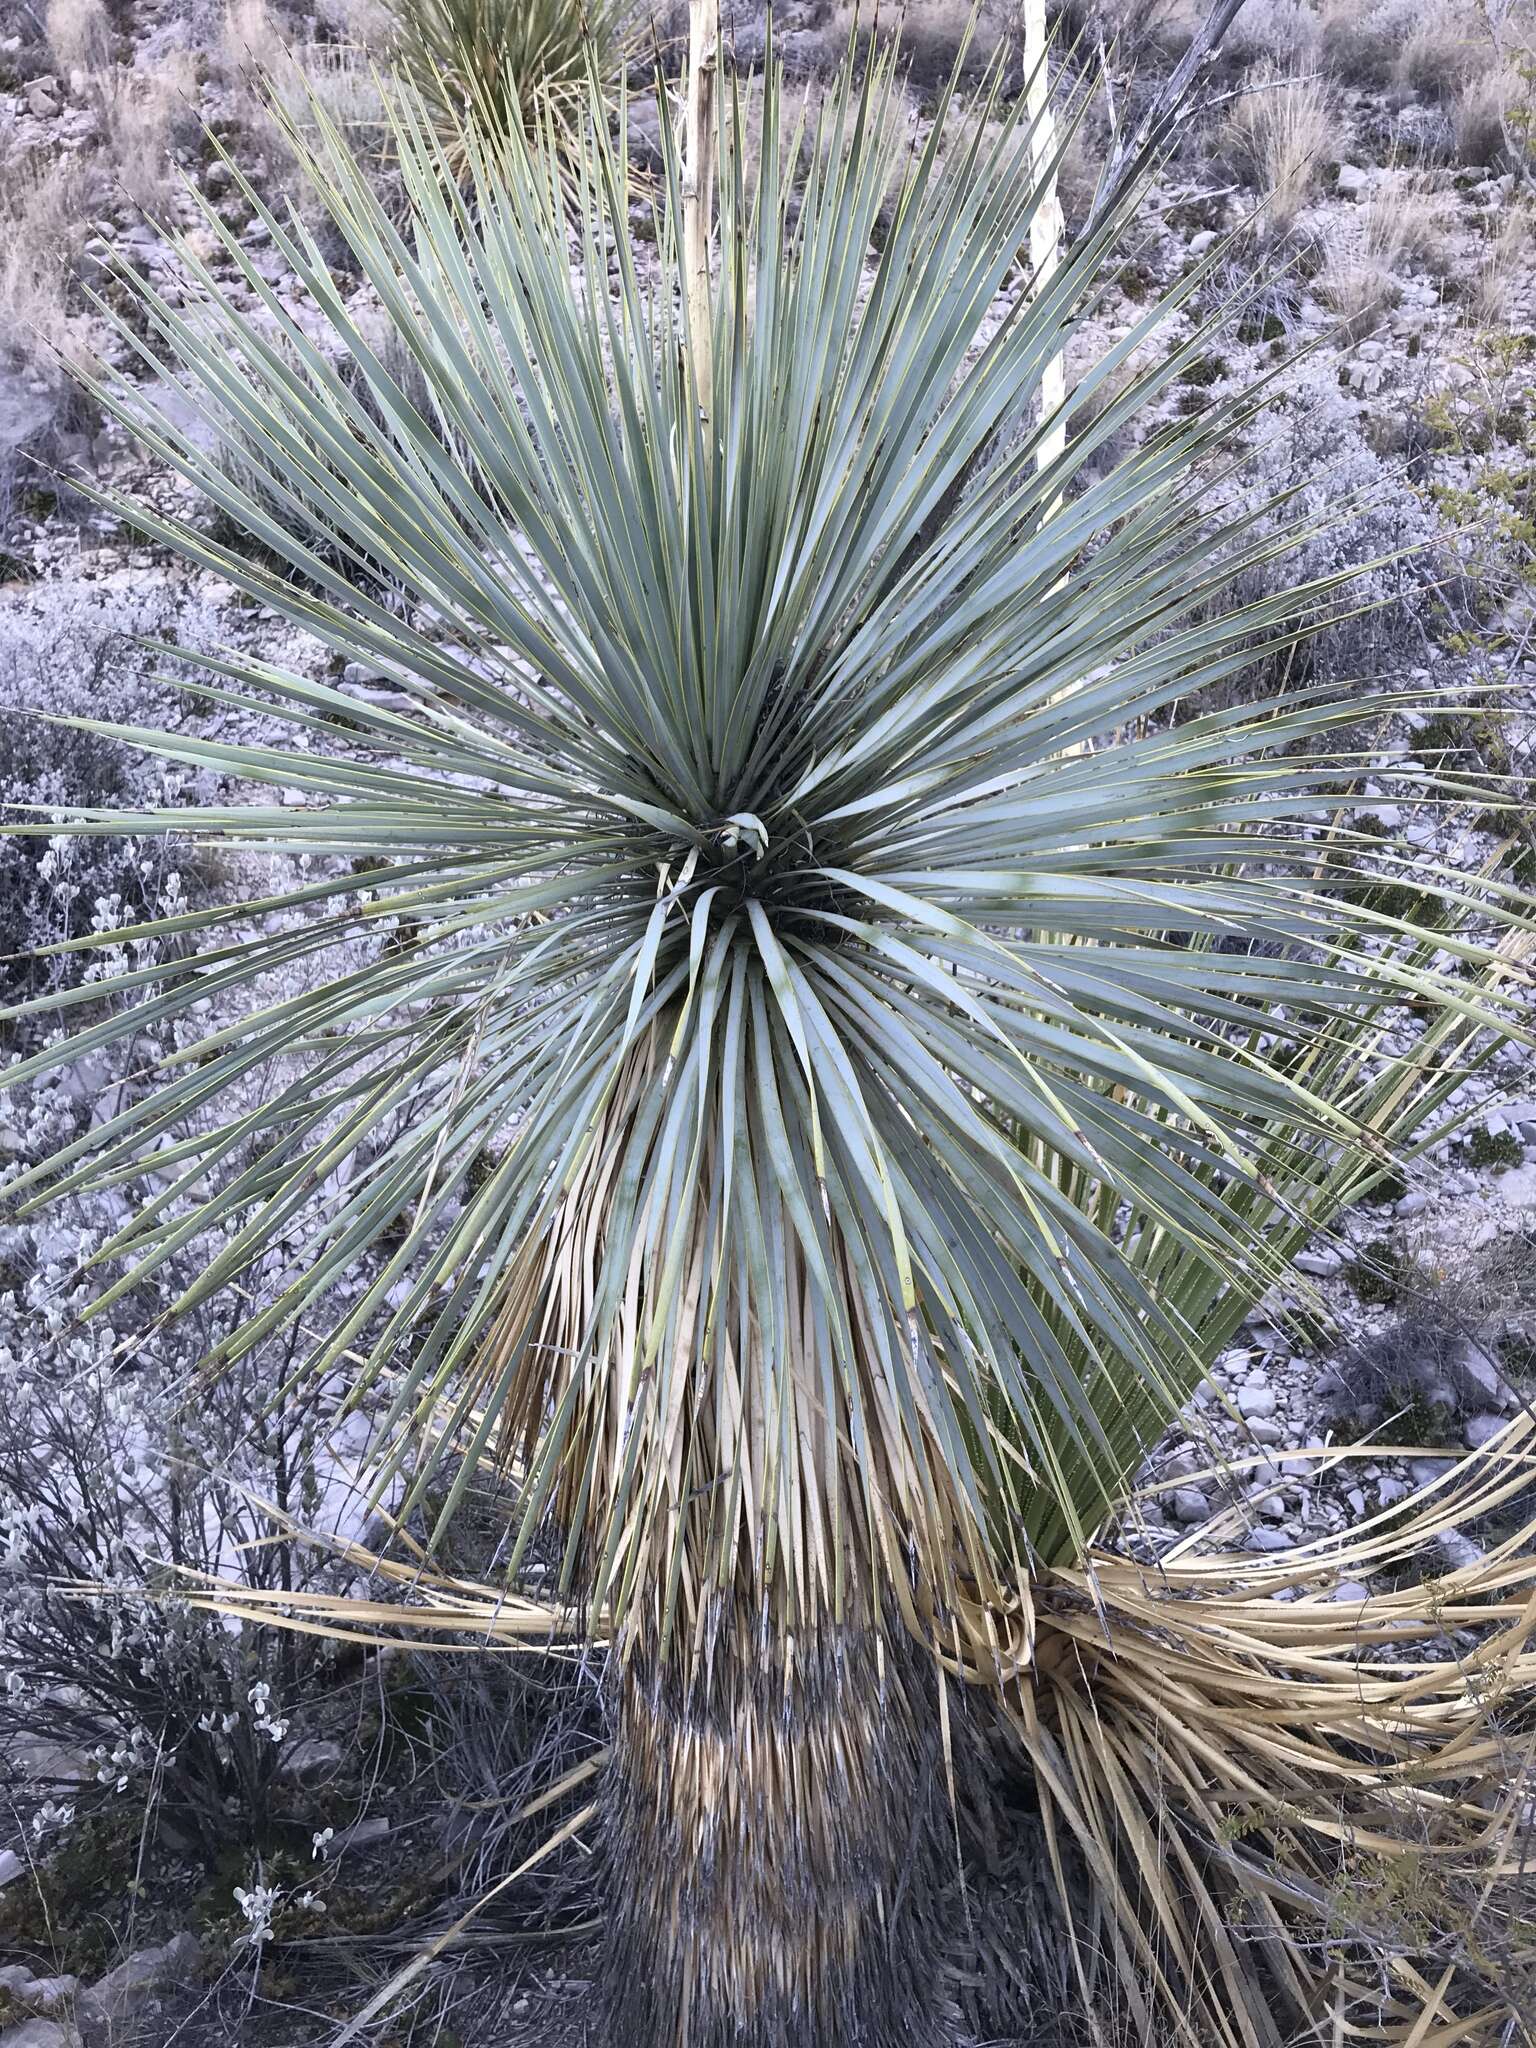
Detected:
[{"left": 599, "top": 1623, "right": 959, "bottom": 2048}]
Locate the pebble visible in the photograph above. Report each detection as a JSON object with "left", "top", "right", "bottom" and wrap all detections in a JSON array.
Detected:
[
  {"left": 0, "top": 1971, "right": 77, "bottom": 2016},
  {"left": 1395, "top": 1191, "right": 1428, "bottom": 1217},
  {"left": 1237, "top": 1386, "right": 1277, "bottom": 1419},
  {"left": 1244, "top": 1527, "right": 1294, "bottom": 1552},
  {"left": 75, "top": 1933, "right": 201, "bottom": 2034},
  {"left": 1437, "top": 1529, "right": 1485, "bottom": 1572},
  {"left": 1464, "top": 1412, "right": 1506, "bottom": 1450},
  {"left": 1171, "top": 1487, "right": 1212, "bottom": 1525},
  {"left": 280, "top": 1737, "right": 344, "bottom": 1784},
  {"left": 1444, "top": 1337, "right": 1516, "bottom": 1414},
  {"left": 0, "top": 2022, "right": 83, "bottom": 2048}
]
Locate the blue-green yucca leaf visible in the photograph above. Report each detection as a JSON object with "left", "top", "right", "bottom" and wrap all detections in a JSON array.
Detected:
[{"left": 6, "top": 40, "right": 1533, "bottom": 1653}]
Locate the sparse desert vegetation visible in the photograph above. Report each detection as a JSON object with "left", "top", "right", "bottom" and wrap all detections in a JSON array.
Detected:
[
  {"left": 1225, "top": 57, "right": 1336, "bottom": 227},
  {"left": 2, "top": 3, "right": 1536, "bottom": 2046}
]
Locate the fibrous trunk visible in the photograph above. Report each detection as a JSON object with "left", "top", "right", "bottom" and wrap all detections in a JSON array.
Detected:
[{"left": 599, "top": 1622, "right": 959, "bottom": 2048}]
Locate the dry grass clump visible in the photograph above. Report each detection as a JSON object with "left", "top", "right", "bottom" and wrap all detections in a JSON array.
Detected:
[
  {"left": 1226, "top": 61, "right": 1337, "bottom": 231},
  {"left": 214, "top": 1, "right": 387, "bottom": 222},
  {"left": 42, "top": 3, "right": 198, "bottom": 224},
  {"left": 1397, "top": 0, "right": 1495, "bottom": 102},
  {"left": 1319, "top": 0, "right": 1409, "bottom": 90},
  {"left": 220, "top": 0, "right": 292, "bottom": 82},
  {"left": 1472, "top": 201, "right": 1534, "bottom": 322},
  {"left": 44, "top": 0, "right": 114, "bottom": 77},
  {"left": 1319, "top": 171, "right": 1453, "bottom": 337},
  {"left": 1222, "top": 0, "right": 1321, "bottom": 67},
  {"left": 1455, "top": 60, "right": 1528, "bottom": 167},
  {"left": 1388, "top": 0, "right": 1536, "bottom": 167},
  {"left": 312, "top": 0, "right": 395, "bottom": 42},
  {"left": 92, "top": 56, "right": 200, "bottom": 220},
  {"left": 0, "top": 152, "right": 105, "bottom": 388}
]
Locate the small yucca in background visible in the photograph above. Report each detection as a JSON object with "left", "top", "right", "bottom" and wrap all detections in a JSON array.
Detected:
[
  {"left": 7, "top": 19, "right": 1536, "bottom": 2048},
  {"left": 384, "top": 0, "right": 634, "bottom": 165}
]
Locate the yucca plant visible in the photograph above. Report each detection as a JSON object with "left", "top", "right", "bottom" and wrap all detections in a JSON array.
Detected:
[
  {"left": 8, "top": 22, "right": 1536, "bottom": 2046},
  {"left": 383, "top": 0, "right": 634, "bottom": 169}
]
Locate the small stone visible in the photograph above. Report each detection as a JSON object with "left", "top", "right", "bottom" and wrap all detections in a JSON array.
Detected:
[
  {"left": 0, "top": 2022, "right": 83, "bottom": 2048},
  {"left": 280, "top": 1738, "right": 343, "bottom": 1784},
  {"left": 1395, "top": 1191, "right": 1429, "bottom": 1217},
  {"left": 1189, "top": 229, "right": 1218, "bottom": 255},
  {"left": 1409, "top": 1456, "right": 1455, "bottom": 1488},
  {"left": 1336, "top": 163, "right": 1370, "bottom": 198},
  {"left": 1329, "top": 1581, "right": 1372, "bottom": 1604},
  {"left": 0, "top": 1849, "right": 22, "bottom": 1887},
  {"left": 1294, "top": 1248, "right": 1341, "bottom": 1276},
  {"left": 1244, "top": 1527, "right": 1294, "bottom": 1552},
  {"left": 1247, "top": 1419, "right": 1284, "bottom": 1444},
  {"left": 0, "top": 1977, "right": 77, "bottom": 2016},
  {"left": 1445, "top": 1337, "right": 1517, "bottom": 1414},
  {"left": 75, "top": 1934, "right": 200, "bottom": 2034},
  {"left": 26, "top": 83, "right": 59, "bottom": 119},
  {"left": 1170, "top": 1487, "right": 1212, "bottom": 1525},
  {"left": 1437, "top": 1528, "right": 1484, "bottom": 1572},
  {"left": 1465, "top": 1412, "right": 1506, "bottom": 1450},
  {"left": 1346, "top": 1486, "right": 1366, "bottom": 1518},
  {"left": 1377, "top": 1477, "right": 1409, "bottom": 1508},
  {"left": 1236, "top": 1385, "right": 1277, "bottom": 1419}
]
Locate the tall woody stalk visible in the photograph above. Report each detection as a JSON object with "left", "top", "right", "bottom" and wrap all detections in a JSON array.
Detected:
[
  {"left": 1023, "top": 0, "right": 1065, "bottom": 473},
  {"left": 683, "top": 0, "right": 718, "bottom": 413}
]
